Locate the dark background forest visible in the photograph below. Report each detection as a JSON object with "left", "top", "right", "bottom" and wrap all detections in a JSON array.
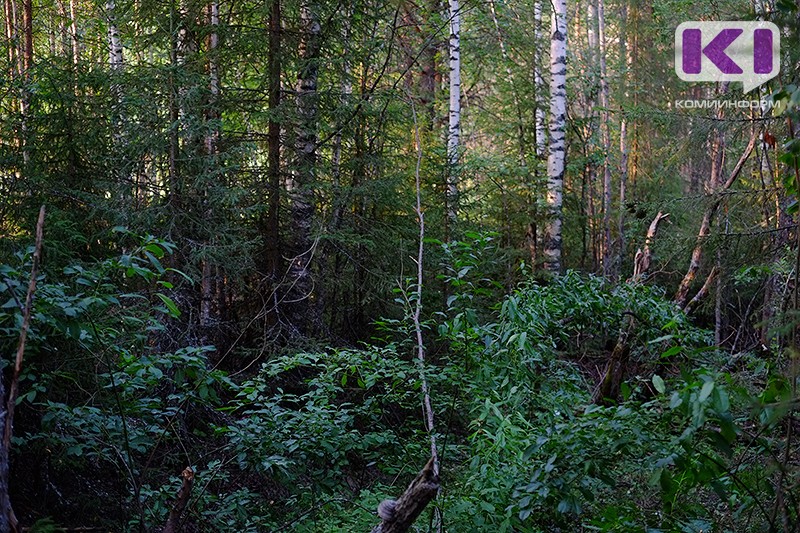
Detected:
[{"left": 1, "top": 0, "right": 800, "bottom": 530}]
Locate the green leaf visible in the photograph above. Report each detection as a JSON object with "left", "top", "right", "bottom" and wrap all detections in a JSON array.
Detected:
[
  {"left": 156, "top": 293, "right": 181, "bottom": 318},
  {"left": 652, "top": 374, "right": 666, "bottom": 394},
  {"left": 699, "top": 381, "right": 714, "bottom": 403},
  {"left": 660, "top": 346, "right": 682, "bottom": 359},
  {"left": 145, "top": 243, "right": 165, "bottom": 258}
]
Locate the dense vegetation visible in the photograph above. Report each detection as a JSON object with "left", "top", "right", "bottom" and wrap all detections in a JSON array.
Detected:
[{"left": 1, "top": 0, "right": 800, "bottom": 530}]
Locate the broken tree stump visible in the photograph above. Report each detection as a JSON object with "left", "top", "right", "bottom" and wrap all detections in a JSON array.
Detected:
[
  {"left": 162, "top": 466, "right": 194, "bottom": 533},
  {"left": 370, "top": 457, "right": 440, "bottom": 533}
]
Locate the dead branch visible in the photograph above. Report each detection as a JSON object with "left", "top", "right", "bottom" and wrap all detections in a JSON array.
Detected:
[
  {"left": 684, "top": 266, "right": 719, "bottom": 315},
  {"left": 162, "top": 467, "right": 195, "bottom": 533},
  {"left": 370, "top": 457, "right": 440, "bottom": 533},
  {"left": 632, "top": 211, "right": 669, "bottom": 281},
  {"left": 675, "top": 132, "right": 757, "bottom": 307},
  {"left": 1, "top": 205, "right": 45, "bottom": 532},
  {"left": 592, "top": 313, "right": 634, "bottom": 405},
  {"left": 409, "top": 98, "right": 439, "bottom": 474}
]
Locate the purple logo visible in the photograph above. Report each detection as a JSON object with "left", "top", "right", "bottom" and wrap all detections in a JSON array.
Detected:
[{"left": 675, "top": 21, "right": 780, "bottom": 93}]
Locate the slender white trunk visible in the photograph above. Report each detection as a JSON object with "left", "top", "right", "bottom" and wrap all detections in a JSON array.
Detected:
[
  {"left": 446, "top": 0, "right": 461, "bottom": 231},
  {"left": 544, "top": 0, "right": 567, "bottom": 272},
  {"left": 106, "top": 1, "right": 123, "bottom": 70},
  {"left": 69, "top": 0, "right": 79, "bottom": 66},
  {"left": 533, "top": 0, "right": 546, "bottom": 157}
]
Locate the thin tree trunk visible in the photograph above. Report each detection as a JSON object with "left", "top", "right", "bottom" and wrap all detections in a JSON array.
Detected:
[
  {"left": 585, "top": 0, "right": 599, "bottom": 271},
  {"left": 598, "top": 0, "right": 613, "bottom": 279},
  {"left": 1, "top": 206, "right": 44, "bottom": 532},
  {"left": 200, "top": 0, "right": 220, "bottom": 328},
  {"left": 544, "top": 0, "right": 567, "bottom": 273},
  {"left": 21, "top": 0, "right": 30, "bottom": 71},
  {"left": 3, "top": 0, "right": 16, "bottom": 76},
  {"left": 533, "top": 0, "right": 546, "bottom": 158},
  {"left": 445, "top": 0, "right": 461, "bottom": 237},
  {"left": 265, "top": 0, "right": 281, "bottom": 279},
  {"left": 18, "top": 0, "right": 30, "bottom": 165},
  {"left": 69, "top": 0, "right": 79, "bottom": 66},
  {"left": 287, "top": 0, "right": 320, "bottom": 335},
  {"left": 617, "top": 0, "right": 629, "bottom": 277}
]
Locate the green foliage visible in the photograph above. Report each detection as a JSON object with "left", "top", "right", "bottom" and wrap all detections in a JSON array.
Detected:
[{"left": 223, "top": 346, "right": 424, "bottom": 495}]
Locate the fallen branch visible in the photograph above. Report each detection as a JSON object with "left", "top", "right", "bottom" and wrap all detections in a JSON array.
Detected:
[
  {"left": 162, "top": 467, "right": 195, "bottom": 533},
  {"left": 370, "top": 457, "right": 440, "bottom": 533},
  {"left": 1, "top": 205, "right": 45, "bottom": 532}
]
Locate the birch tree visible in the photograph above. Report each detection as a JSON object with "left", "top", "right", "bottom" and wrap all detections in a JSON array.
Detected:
[
  {"left": 534, "top": 0, "right": 546, "bottom": 158},
  {"left": 544, "top": 0, "right": 567, "bottom": 272},
  {"left": 446, "top": 0, "right": 461, "bottom": 235}
]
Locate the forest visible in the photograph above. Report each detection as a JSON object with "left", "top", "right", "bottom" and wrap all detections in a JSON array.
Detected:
[{"left": 1, "top": 0, "right": 799, "bottom": 530}]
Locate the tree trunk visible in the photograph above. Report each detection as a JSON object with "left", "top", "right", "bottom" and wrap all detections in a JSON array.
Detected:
[
  {"left": 200, "top": 0, "right": 220, "bottom": 328},
  {"left": 21, "top": 0, "right": 31, "bottom": 71},
  {"left": 544, "top": 0, "right": 567, "bottom": 273},
  {"left": 370, "top": 458, "right": 440, "bottom": 533},
  {"left": 3, "top": 0, "right": 16, "bottom": 76},
  {"left": 533, "top": 0, "right": 546, "bottom": 158},
  {"left": 598, "top": 0, "right": 613, "bottom": 279},
  {"left": 287, "top": 0, "right": 321, "bottom": 335},
  {"left": 445, "top": 0, "right": 461, "bottom": 238},
  {"left": 69, "top": 0, "right": 79, "bottom": 66},
  {"left": 162, "top": 467, "right": 195, "bottom": 533},
  {"left": 265, "top": 0, "right": 282, "bottom": 280}
]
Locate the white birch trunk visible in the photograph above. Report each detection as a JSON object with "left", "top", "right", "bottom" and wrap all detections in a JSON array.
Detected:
[
  {"left": 544, "top": 0, "right": 567, "bottom": 272},
  {"left": 69, "top": 0, "right": 79, "bottom": 66},
  {"left": 533, "top": 0, "right": 546, "bottom": 157},
  {"left": 446, "top": 0, "right": 461, "bottom": 231}
]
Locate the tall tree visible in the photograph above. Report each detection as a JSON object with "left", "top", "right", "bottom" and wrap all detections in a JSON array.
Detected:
[
  {"left": 287, "top": 0, "right": 321, "bottom": 334},
  {"left": 446, "top": 0, "right": 461, "bottom": 236},
  {"left": 265, "top": 0, "right": 282, "bottom": 280},
  {"left": 598, "top": 0, "right": 613, "bottom": 278},
  {"left": 544, "top": 0, "right": 567, "bottom": 272},
  {"left": 533, "top": 0, "right": 546, "bottom": 158},
  {"left": 200, "top": 0, "right": 220, "bottom": 327}
]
